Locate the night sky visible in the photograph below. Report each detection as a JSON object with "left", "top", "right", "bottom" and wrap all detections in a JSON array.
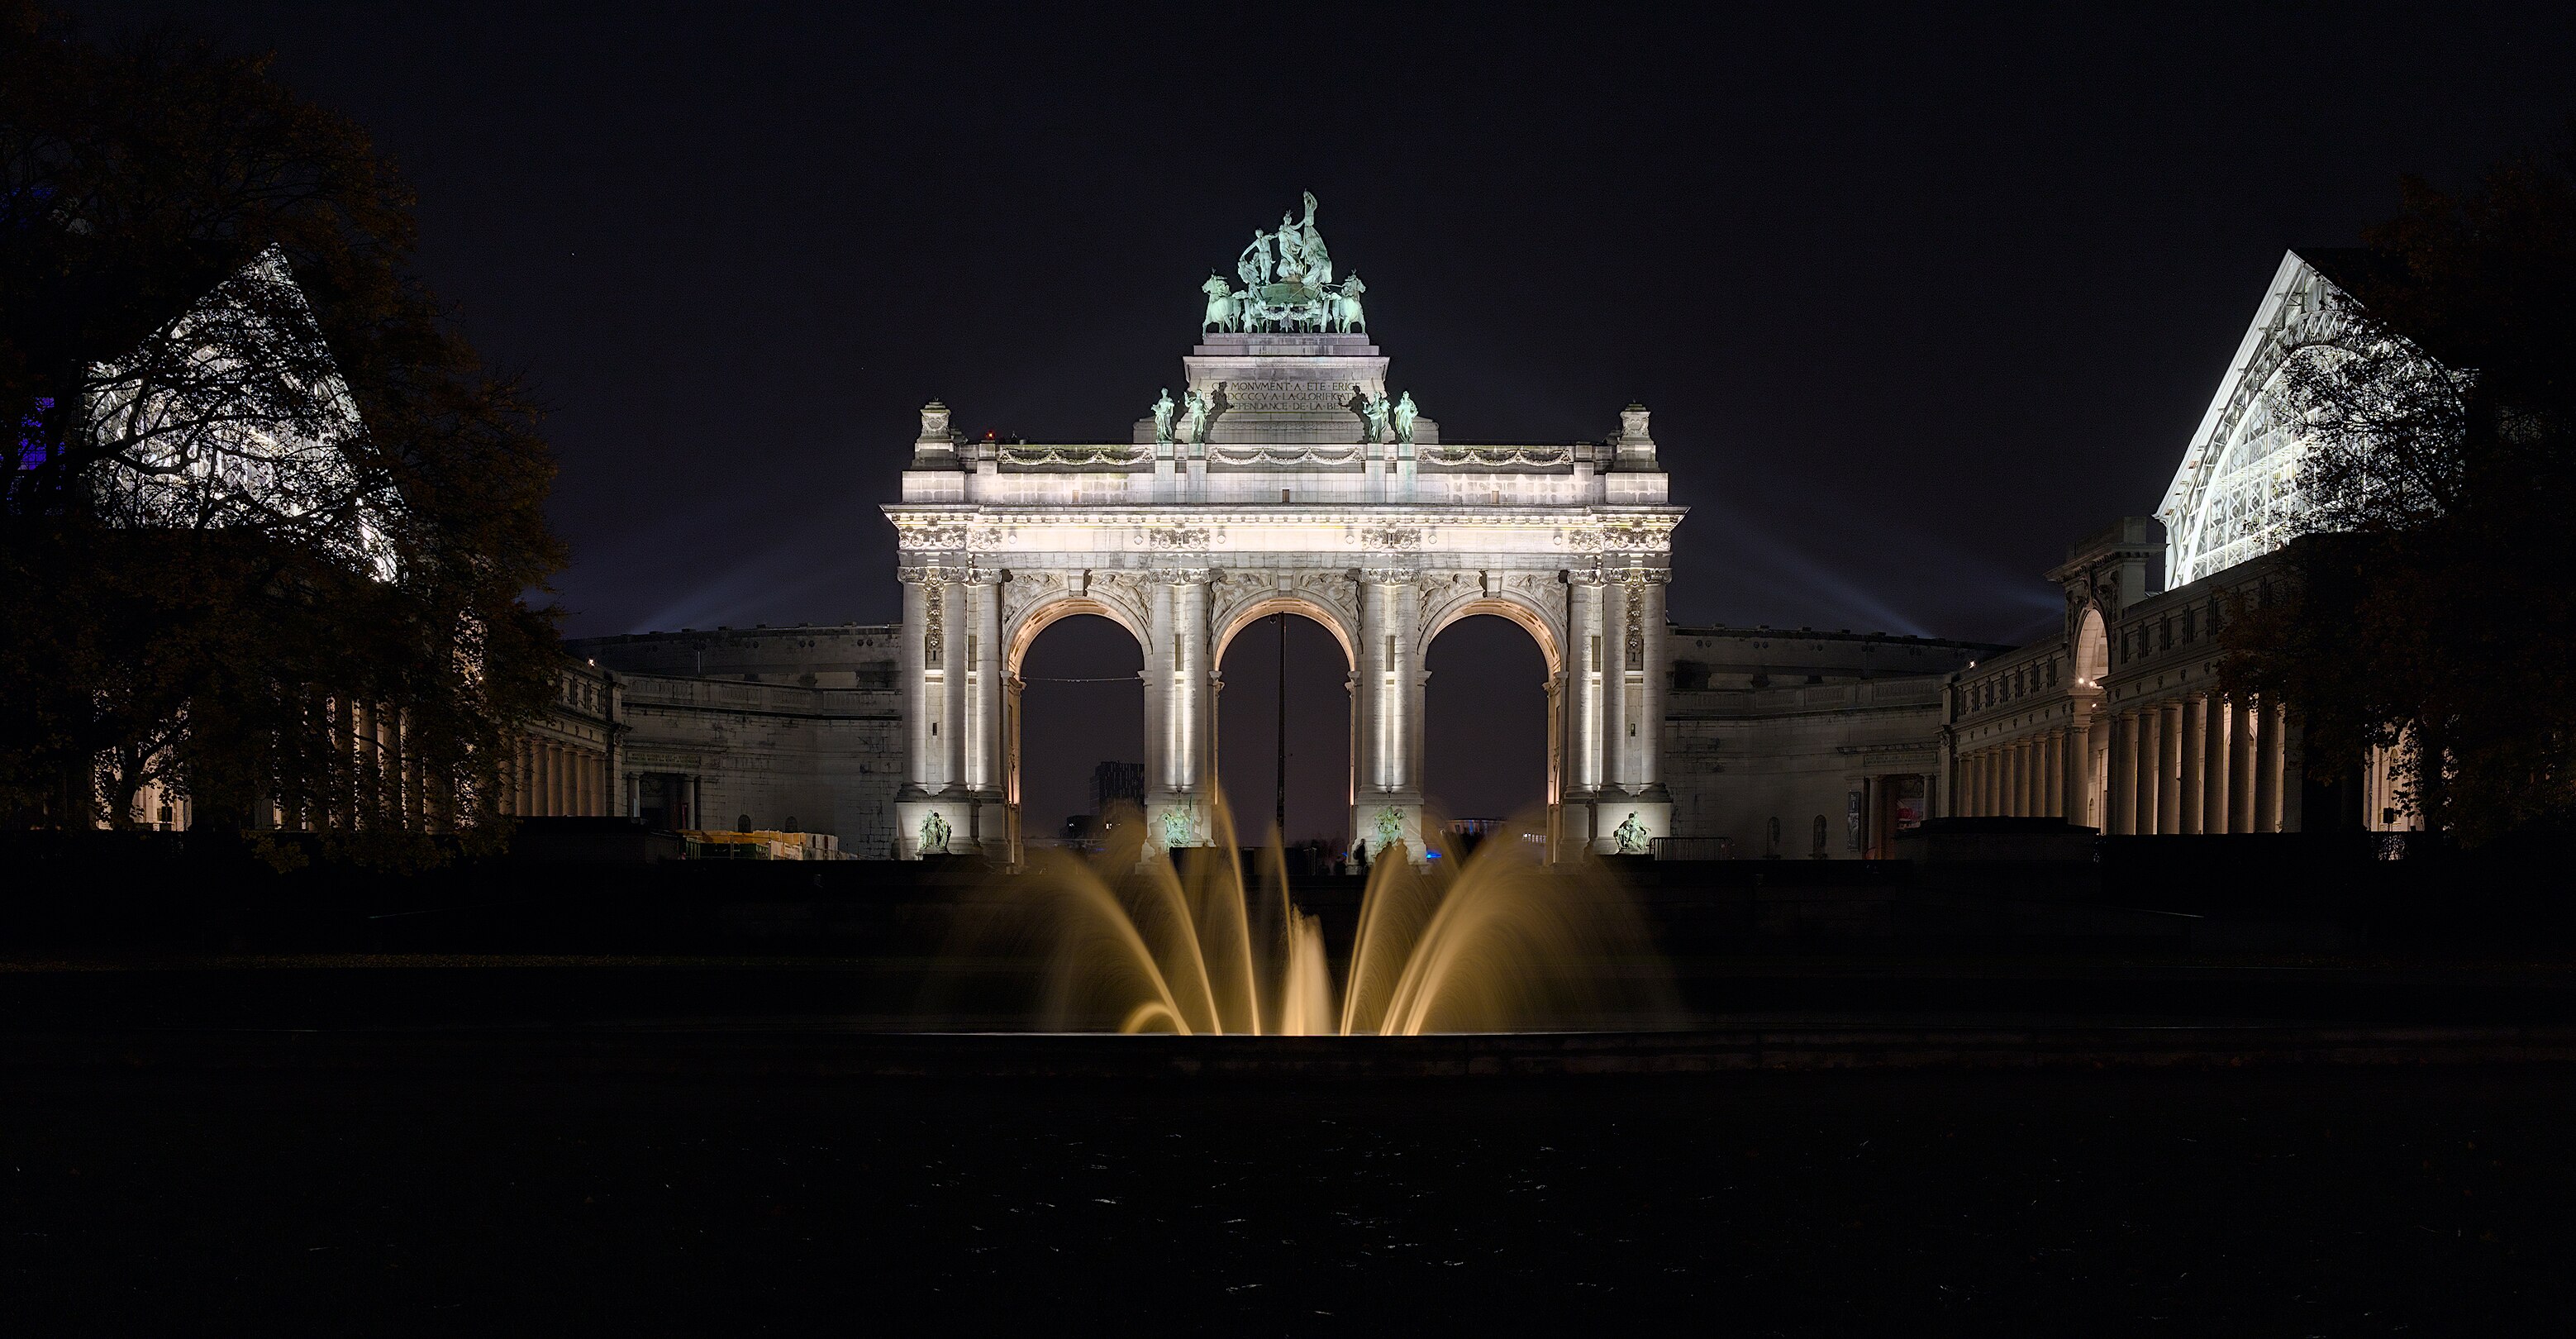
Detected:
[{"left": 78, "top": 2, "right": 2576, "bottom": 838}]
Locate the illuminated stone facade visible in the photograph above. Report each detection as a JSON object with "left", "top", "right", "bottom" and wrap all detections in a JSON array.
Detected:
[{"left": 884, "top": 328, "right": 1683, "bottom": 862}]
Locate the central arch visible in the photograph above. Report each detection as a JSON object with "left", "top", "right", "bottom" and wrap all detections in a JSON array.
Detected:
[{"left": 1212, "top": 598, "right": 1357, "bottom": 850}]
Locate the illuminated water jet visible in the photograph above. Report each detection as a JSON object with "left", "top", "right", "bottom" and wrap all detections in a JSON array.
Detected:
[{"left": 984, "top": 793, "right": 1676, "bottom": 1036}]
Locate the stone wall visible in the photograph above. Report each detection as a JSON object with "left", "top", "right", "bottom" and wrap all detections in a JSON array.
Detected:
[
  {"left": 569, "top": 626, "right": 906, "bottom": 858},
  {"left": 1663, "top": 627, "right": 1997, "bottom": 860}
]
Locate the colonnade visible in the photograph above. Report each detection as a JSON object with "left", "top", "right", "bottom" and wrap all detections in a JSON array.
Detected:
[
  {"left": 2102, "top": 692, "right": 2288, "bottom": 836},
  {"left": 502, "top": 734, "right": 608, "bottom": 817},
  {"left": 1955, "top": 693, "right": 2293, "bottom": 834},
  {"left": 1954, "top": 724, "right": 2088, "bottom": 822}
]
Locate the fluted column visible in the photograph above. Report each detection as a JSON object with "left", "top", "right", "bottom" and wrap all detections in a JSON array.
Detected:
[
  {"left": 941, "top": 570, "right": 969, "bottom": 793},
  {"left": 2202, "top": 693, "right": 2231, "bottom": 833},
  {"left": 1601, "top": 577, "right": 1631, "bottom": 792},
  {"left": 971, "top": 570, "right": 1005, "bottom": 794},
  {"left": 2228, "top": 695, "right": 2257, "bottom": 833},
  {"left": 2108, "top": 712, "right": 2136, "bottom": 835},
  {"left": 2133, "top": 708, "right": 2159, "bottom": 835},
  {"left": 1358, "top": 569, "right": 1412, "bottom": 797},
  {"left": 2179, "top": 694, "right": 2207, "bottom": 835},
  {"left": 898, "top": 569, "right": 933, "bottom": 797},
  {"left": 2044, "top": 729, "right": 2065, "bottom": 819},
  {"left": 2255, "top": 697, "right": 2284, "bottom": 833},
  {"left": 1565, "top": 573, "right": 1604, "bottom": 797},
  {"left": 2155, "top": 700, "right": 2183, "bottom": 835},
  {"left": 1636, "top": 573, "right": 1669, "bottom": 794},
  {"left": 2060, "top": 723, "right": 2086, "bottom": 823}
]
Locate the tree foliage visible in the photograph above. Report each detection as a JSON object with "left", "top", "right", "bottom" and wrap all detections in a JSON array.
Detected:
[
  {"left": 2223, "top": 141, "right": 2576, "bottom": 844},
  {"left": 0, "top": 2, "right": 564, "bottom": 836}
]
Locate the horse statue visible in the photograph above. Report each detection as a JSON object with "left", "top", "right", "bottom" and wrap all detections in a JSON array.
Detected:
[
  {"left": 1331, "top": 274, "right": 1367, "bottom": 333},
  {"left": 1200, "top": 275, "right": 1242, "bottom": 335}
]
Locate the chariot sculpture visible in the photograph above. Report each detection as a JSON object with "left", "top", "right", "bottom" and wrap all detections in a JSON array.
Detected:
[{"left": 1197, "top": 192, "right": 1369, "bottom": 336}]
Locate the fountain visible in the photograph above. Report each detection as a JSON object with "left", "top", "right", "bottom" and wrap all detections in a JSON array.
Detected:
[{"left": 950, "top": 793, "right": 1678, "bottom": 1036}]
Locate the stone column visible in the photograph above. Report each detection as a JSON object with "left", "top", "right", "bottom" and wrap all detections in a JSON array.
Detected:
[
  {"left": 942, "top": 569, "right": 969, "bottom": 793},
  {"left": 2179, "top": 694, "right": 2207, "bottom": 835},
  {"left": 2156, "top": 700, "right": 2183, "bottom": 835},
  {"left": 1355, "top": 567, "right": 1421, "bottom": 853},
  {"left": 2083, "top": 708, "right": 2109, "bottom": 830},
  {"left": 2017, "top": 741, "right": 2035, "bottom": 817},
  {"left": 972, "top": 570, "right": 1005, "bottom": 795},
  {"left": 2255, "top": 697, "right": 2283, "bottom": 833},
  {"left": 2228, "top": 695, "right": 2257, "bottom": 833},
  {"left": 898, "top": 569, "right": 932, "bottom": 796},
  {"left": 1174, "top": 570, "right": 1213, "bottom": 798},
  {"left": 2044, "top": 729, "right": 2065, "bottom": 819},
  {"left": 2108, "top": 712, "right": 2136, "bottom": 835},
  {"left": 1601, "top": 577, "right": 1631, "bottom": 792},
  {"left": 1565, "top": 573, "right": 1604, "bottom": 797},
  {"left": 2202, "top": 693, "right": 2231, "bottom": 834},
  {"left": 2061, "top": 724, "right": 2088, "bottom": 824},
  {"left": 2134, "top": 708, "right": 2160, "bottom": 835},
  {"left": 1636, "top": 573, "right": 1670, "bottom": 797}
]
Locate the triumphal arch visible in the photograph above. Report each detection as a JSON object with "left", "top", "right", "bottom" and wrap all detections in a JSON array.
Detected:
[{"left": 883, "top": 196, "right": 1683, "bottom": 861}]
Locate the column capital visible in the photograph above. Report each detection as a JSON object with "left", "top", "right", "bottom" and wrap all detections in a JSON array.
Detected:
[
  {"left": 965, "top": 565, "right": 1007, "bottom": 586},
  {"left": 1156, "top": 565, "right": 1216, "bottom": 584},
  {"left": 1359, "top": 566, "right": 1414, "bottom": 585},
  {"left": 1564, "top": 567, "right": 1609, "bottom": 587},
  {"left": 895, "top": 565, "right": 942, "bottom": 585}
]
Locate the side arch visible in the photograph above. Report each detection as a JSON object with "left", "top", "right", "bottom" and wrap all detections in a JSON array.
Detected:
[{"left": 1005, "top": 593, "right": 1148, "bottom": 676}]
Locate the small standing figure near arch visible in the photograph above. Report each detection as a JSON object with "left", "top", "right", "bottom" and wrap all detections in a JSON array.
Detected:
[{"left": 919, "top": 810, "right": 951, "bottom": 855}]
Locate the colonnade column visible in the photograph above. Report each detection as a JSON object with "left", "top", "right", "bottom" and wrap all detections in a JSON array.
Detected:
[
  {"left": 2246, "top": 695, "right": 2287, "bottom": 829},
  {"left": 2045, "top": 729, "right": 2066, "bottom": 819},
  {"left": 2202, "top": 693, "right": 2231, "bottom": 833},
  {"left": 2228, "top": 695, "right": 2258, "bottom": 833},
  {"left": 2107, "top": 711, "right": 2136, "bottom": 835},
  {"left": 2178, "top": 695, "right": 2207, "bottom": 834},
  {"left": 2063, "top": 723, "right": 2089, "bottom": 822},
  {"left": 2254, "top": 697, "right": 2284, "bottom": 833},
  {"left": 2155, "top": 700, "right": 2183, "bottom": 835}
]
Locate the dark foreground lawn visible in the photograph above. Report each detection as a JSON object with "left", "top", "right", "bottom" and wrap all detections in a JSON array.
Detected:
[{"left": 3, "top": 1064, "right": 2569, "bottom": 1334}]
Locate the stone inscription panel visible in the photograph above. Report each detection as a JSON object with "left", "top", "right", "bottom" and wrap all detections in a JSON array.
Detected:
[{"left": 1223, "top": 379, "right": 1351, "bottom": 413}]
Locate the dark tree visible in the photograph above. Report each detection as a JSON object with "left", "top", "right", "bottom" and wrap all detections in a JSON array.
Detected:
[
  {"left": 1, "top": 2, "right": 564, "bottom": 838},
  {"left": 2223, "top": 141, "right": 2576, "bottom": 845}
]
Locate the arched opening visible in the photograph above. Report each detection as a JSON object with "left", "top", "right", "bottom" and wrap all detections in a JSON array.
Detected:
[
  {"left": 1215, "top": 608, "right": 1353, "bottom": 851},
  {"left": 1422, "top": 612, "right": 1554, "bottom": 841},
  {"left": 2073, "top": 604, "right": 2111, "bottom": 828},
  {"left": 2074, "top": 605, "right": 2109, "bottom": 688},
  {"left": 1012, "top": 612, "right": 1144, "bottom": 851}
]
